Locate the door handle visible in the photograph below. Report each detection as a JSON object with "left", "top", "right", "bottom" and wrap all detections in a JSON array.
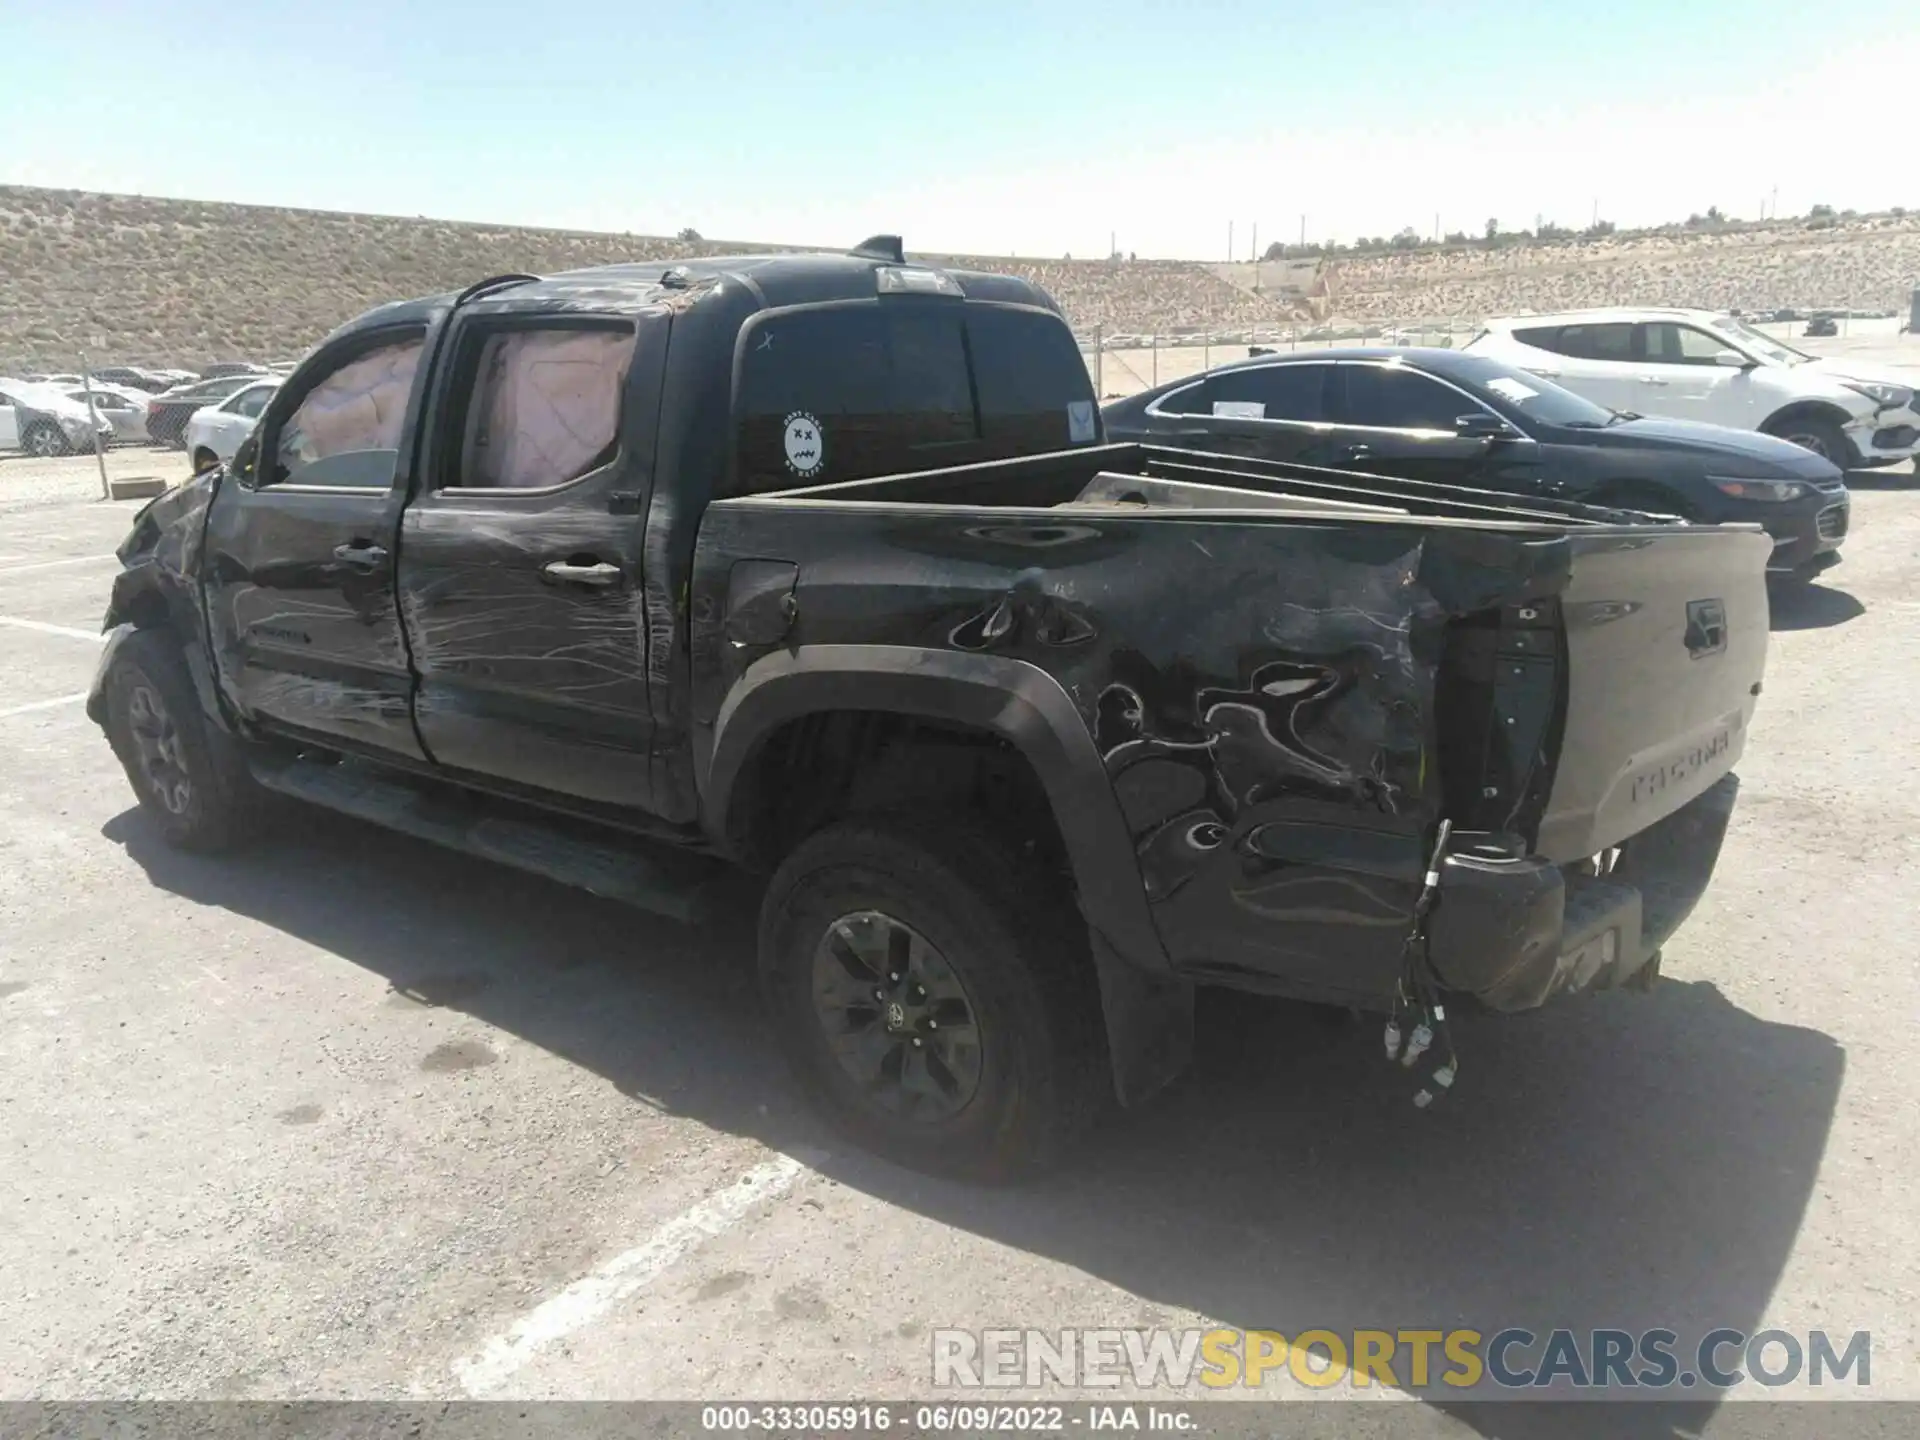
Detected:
[
  {"left": 332, "top": 541, "right": 388, "bottom": 570},
  {"left": 542, "top": 560, "right": 623, "bottom": 587}
]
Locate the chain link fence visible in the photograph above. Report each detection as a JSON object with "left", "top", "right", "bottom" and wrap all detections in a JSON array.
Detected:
[
  {"left": 1074, "top": 307, "right": 1916, "bottom": 401},
  {"left": 1075, "top": 320, "right": 1486, "bottom": 399}
]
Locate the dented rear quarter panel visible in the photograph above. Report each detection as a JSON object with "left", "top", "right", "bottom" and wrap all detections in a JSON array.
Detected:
[{"left": 692, "top": 498, "right": 1575, "bottom": 1003}]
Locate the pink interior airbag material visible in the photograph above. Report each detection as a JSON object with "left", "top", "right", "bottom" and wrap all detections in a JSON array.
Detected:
[{"left": 467, "top": 330, "right": 636, "bottom": 488}]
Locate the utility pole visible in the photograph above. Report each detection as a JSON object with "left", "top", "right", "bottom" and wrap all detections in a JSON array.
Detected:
[
  {"left": 1434, "top": 211, "right": 1440, "bottom": 242},
  {"left": 79, "top": 349, "right": 110, "bottom": 501},
  {"left": 1251, "top": 222, "right": 1257, "bottom": 261},
  {"left": 1592, "top": 197, "right": 1599, "bottom": 228}
]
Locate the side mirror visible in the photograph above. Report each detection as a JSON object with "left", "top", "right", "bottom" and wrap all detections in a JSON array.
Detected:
[
  {"left": 1454, "top": 412, "right": 1513, "bottom": 440},
  {"left": 229, "top": 434, "right": 259, "bottom": 487},
  {"left": 1714, "top": 350, "right": 1754, "bottom": 369}
]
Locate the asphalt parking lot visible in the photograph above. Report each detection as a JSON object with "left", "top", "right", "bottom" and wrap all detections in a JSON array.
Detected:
[{"left": 1, "top": 437, "right": 1916, "bottom": 1426}]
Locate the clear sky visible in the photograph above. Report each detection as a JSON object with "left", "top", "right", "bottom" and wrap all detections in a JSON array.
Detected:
[{"left": 6, "top": 1, "right": 1916, "bottom": 259}]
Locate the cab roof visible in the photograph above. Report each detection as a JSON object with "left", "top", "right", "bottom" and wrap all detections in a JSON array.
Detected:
[{"left": 331, "top": 246, "right": 1063, "bottom": 339}]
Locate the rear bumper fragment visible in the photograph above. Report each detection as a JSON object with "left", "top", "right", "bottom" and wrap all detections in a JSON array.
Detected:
[{"left": 1426, "top": 773, "right": 1739, "bottom": 1012}]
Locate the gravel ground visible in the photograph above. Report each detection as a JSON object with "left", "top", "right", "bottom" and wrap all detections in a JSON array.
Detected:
[{"left": 1, "top": 419, "right": 1916, "bottom": 1429}]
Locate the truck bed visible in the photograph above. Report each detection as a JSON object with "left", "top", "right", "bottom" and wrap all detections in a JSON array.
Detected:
[{"left": 694, "top": 442, "right": 1771, "bottom": 1007}]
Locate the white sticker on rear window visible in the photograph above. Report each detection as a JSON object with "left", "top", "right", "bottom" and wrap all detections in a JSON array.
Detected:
[
  {"left": 782, "top": 411, "right": 825, "bottom": 477},
  {"left": 1484, "top": 377, "right": 1538, "bottom": 403},
  {"left": 1067, "top": 400, "right": 1096, "bottom": 444},
  {"left": 1213, "top": 400, "right": 1265, "bottom": 419}
]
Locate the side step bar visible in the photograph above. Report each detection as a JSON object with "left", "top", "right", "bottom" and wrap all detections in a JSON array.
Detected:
[{"left": 249, "top": 756, "right": 726, "bottom": 924}]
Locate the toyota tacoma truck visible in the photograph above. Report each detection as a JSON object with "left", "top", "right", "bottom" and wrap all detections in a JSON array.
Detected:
[{"left": 89, "top": 241, "right": 1772, "bottom": 1177}]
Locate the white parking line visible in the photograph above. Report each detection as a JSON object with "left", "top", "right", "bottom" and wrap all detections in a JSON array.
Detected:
[
  {"left": 0, "top": 692, "right": 88, "bottom": 720},
  {"left": 0, "top": 616, "right": 105, "bottom": 643},
  {"left": 451, "top": 1153, "right": 807, "bottom": 1397},
  {"left": 0, "top": 554, "right": 118, "bottom": 577}
]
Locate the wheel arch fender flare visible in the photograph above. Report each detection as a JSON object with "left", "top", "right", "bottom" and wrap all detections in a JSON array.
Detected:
[
  {"left": 702, "top": 645, "right": 1192, "bottom": 1106},
  {"left": 1759, "top": 399, "right": 1857, "bottom": 435},
  {"left": 93, "top": 566, "right": 227, "bottom": 734}
]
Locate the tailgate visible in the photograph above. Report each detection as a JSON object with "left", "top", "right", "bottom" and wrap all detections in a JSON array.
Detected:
[{"left": 1535, "top": 525, "right": 1772, "bottom": 863}]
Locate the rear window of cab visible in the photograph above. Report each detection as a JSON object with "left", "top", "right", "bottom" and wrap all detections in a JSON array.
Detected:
[{"left": 732, "top": 301, "right": 1095, "bottom": 495}]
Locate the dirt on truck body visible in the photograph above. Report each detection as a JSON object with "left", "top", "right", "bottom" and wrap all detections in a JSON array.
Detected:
[{"left": 90, "top": 241, "right": 1773, "bottom": 1177}]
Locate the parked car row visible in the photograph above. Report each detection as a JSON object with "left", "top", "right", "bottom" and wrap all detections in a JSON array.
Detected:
[
  {"left": 1, "top": 356, "right": 296, "bottom": 457},
  {"left": 19, "top": 362, "right": 271, "bottom": 394}
]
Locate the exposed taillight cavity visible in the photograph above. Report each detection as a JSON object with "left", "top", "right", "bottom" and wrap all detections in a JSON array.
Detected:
[{"left": 1433, "top": 600, "right": 1566, "bottom": 843}]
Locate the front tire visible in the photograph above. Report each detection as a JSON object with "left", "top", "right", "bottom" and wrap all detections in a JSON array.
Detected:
[
  {"left": 102, "top": 629, "right": 258, "bottom": 851},
  {"left": 1767, "top": 416, "right": 1853, "bottom": 469},
  {"left": 191, "top": 446, "right": 220, "bottom": 474},
  {"left": 759, "top": 817, "right": 1107, "bottom": 1180}
]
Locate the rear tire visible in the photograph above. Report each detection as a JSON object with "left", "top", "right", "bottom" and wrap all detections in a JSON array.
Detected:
[
  {"left": 22, "top": 422, "right": 68, "bottom": 457},
  {"left": 759, "top": 816, "right": 1107, "bottom": 1180},
  {"left": 102, "top": 629, "right": 259, "bottom": 852}
]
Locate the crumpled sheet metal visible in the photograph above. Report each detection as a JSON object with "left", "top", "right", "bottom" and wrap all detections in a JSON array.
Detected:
[{"left": 694, "top": 497, "right": 1556, "bottom": 1000}]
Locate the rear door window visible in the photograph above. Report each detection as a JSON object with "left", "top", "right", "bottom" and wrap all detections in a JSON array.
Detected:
[
  {"left": 1551, "top": 323, "right": 1635, "bottom": 362},
  {"left": 230, "top": 384, "right": 276, "bottom": 419},
  {"left": 1155, "top": 364, "right": 1330, "bottom": 421},
  {"left": 1206, "top": 363, "right": 1330, "bottom": 421},
  {"left": 1339, "top": 364, "right": 1483, "bottom": 430},
  {"left": 443, "top": 325, "right": 637, "bottom": 490},
  {"left": 1511, "top": 326, "right": 1568, "bottom": 355}
]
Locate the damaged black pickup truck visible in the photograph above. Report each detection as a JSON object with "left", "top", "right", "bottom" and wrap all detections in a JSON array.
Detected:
[{"left": 91, "top": 242, "right": 1772, "bottom": 1176}]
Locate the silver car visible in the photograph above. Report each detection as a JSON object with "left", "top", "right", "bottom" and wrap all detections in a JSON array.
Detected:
[{"left": 66, "top": 385, "right": 149, "bottom": 443}]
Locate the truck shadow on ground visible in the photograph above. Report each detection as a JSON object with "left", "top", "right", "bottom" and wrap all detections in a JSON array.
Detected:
[
  {"left": 107, "top": 806, "right": 1844, "bottom": 1440},
  {"left": 1769, "top": 583, "right": 1865, "bottom": 631}
]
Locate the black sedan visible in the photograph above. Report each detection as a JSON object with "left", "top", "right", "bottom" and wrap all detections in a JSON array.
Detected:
[
  {"left": 1101, "top": 347, "right": 1850, "bottom": 581},
  {"left": 143, "top": 374, "right": 257, "bottom": 447}
]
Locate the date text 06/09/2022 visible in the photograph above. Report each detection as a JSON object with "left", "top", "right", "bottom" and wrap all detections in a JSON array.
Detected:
[{"left": 700, "top": 1404, "right": 1197, "bottom": 1433}]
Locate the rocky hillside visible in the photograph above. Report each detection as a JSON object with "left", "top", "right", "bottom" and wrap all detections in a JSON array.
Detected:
[
  {"left": 6, "top": 185, "right": 1918, "bottom": 373},
  {"left": 1322, "top": 220, "right": 1920, "bottom": 323},
  {"left": 0, "top": 187, "right": 1285, "bottom": 372}
]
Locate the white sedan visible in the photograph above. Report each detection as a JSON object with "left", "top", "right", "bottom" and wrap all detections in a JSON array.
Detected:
[
  {"left": 0, "top": 381, "right": 117, "bottom": 455},
  {"left": 184, "top": 378, "right": 279, "bottom": 471}
]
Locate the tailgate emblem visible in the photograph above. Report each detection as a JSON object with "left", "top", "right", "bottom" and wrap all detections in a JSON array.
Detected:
[{"left": 1685, "top": 599, "right": 1727, "bottom": 658}]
